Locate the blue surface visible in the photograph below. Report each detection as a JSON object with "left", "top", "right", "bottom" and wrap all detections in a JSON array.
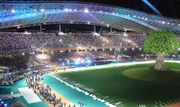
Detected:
[
  {"left": 0, "top": 79, "right": 48, "bottom": 107},
  {"left": 42, "top": 75, "right": 107, "bottom": 107},
  {"left": 0, "top": 79, "right": 27, "bottom": 94}
]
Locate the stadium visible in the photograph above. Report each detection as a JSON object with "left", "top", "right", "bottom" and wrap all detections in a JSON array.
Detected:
[{"left": 0, "top": 0, "right": 180, "bottom": 107}]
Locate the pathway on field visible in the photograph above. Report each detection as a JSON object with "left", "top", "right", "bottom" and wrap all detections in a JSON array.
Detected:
[{"left": 42, "top": 75, "right": 108, "bottom": 107}]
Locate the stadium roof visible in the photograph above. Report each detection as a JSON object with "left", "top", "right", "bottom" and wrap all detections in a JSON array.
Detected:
[
  {"left": 2, "top": 0, "right": 180, "bottom": 18},
  {"left": 0, "top": 1, "right": 180, "bottom": 34}
]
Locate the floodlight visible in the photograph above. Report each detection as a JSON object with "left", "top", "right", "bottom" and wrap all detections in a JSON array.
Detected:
[
  {"left": 40, "top": 9, "right": 45, "bottom": 12},
  {"left": 36, "top": 54, "right": 49, "bottom": 60},
  {"left": 84, "top": 8, "right": 89, "bottom": 13},
  {"left": 58, "top": 32, "right": 66, "bottom": 36},
  {"left": 11, "top": 9, "right": 15, "bottom": 13}
]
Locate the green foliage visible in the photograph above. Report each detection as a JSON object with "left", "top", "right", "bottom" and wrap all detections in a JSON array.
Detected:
[{"left": 144, "top": 30, "right": 179, "bottom": 54}]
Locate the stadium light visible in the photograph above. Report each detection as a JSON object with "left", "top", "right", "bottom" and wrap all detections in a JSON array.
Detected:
[
  {"left": 64, "top": 8, "right": 69, "bottom": 12},
  {"left": 23, "top": 31, "right": 31, "bottom": 35},
  {"left": 87, "top": 21, "right": 90, "bottom": 25},
  {"left": 11, "top": 9, "right": 16, "bottom": 13},
  {"left": 36, "top": 54, "right": 49, "bottom": 60},
  {"left": 58, "top": 32, "right": 66, "bottom": 36},
  {"left": 84, "top": 8, "right": 89, "bottom": 13},
  {"left": 4, "top": 104, "right": 7, "bottom": 107},
  {"left": 17, "top": 26, "right": 20, "bottom": 29},
  {"left": 123, "top": 32, "right": 128, "bottom": 37},
  {"left": 69, "top": 9, "right": 72, "bottom": 12},
  {"left": 162, "top": 21, "right": 165, "bottom": 24},
  {"left": 124, "top": 28, "right": 127, "bottom": 32},
  {"left": 86, "top": 57, "right": 92, "bottom": 64},
  {"left": 40, "top": 9, "right": 45, "bottom": 12},
  {"left": 35, "top": 48, "right": 39, "bottom": 51},
  {"left": 93, "top": 32, "right": 100, "bottom": 36},
  {"left": 75, "top": 59, "right": 81, "bottom": 65}
]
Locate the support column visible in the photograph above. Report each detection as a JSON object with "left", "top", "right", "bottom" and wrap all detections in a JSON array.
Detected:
[
  {"left": 93, "top": 25, "right": 96, "bottom": 33},
  {"left": 59, "top": 24, "right": 61, "bottom": 32},
  {"left": 110, "top": 27, "right": 113, "bottom": 33},
  {"left": 40, "top": 24, "right": 42, "bottom": 32}
]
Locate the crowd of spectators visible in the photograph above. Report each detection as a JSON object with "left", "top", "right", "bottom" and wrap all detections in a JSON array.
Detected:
[
  {"left": 0, "top": 55, "right": 29, "bottom": 70},
  {"left": 0, "top": 32, "right": 145, "bottom": 51},
  {"left": 0, "top": 55, "right": 29, "bottom": 86},
  {"left": 0, "top": 70, "right": 25, "bottom": 86},
  {"left": 50, "top": 49, "right": 155, "bottom": 67},
  {"left": 0, "top": 54, "right": 45, "bottom": 86}
]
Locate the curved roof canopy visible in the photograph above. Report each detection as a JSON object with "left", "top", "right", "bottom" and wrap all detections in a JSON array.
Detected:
[{"left": 0, "top": 2, "right": 180, "bottom": 34}]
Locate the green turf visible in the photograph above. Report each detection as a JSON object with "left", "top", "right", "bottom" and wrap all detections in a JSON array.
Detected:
[
  {"left": 122, "top": 68, "right": 180, "bottom": 85},
  {"left": 55, "top": 63, "right": 180, "bottom": 107}
]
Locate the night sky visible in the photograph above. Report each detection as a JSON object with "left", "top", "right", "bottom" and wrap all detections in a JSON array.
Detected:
[{"left": 2, "top": 0, "right": 180, "bottom": 18}]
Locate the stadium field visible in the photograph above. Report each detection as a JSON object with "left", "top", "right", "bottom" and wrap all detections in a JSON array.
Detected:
[{"left": 55, "top": 62, "right": 180, "bottom": 107}]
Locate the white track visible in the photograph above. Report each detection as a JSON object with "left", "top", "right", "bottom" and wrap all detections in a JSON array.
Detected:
[{"left": 18, "top": 87, "right": 41, "bottom": 104}]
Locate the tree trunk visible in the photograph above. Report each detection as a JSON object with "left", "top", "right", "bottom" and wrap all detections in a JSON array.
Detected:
[{"left": 154, "top": 53, "right": 167, "bottom": 71}]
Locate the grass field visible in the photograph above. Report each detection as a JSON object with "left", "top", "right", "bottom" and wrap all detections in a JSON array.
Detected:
[{"left": 55, "top": 63, "right": 180, "bottom": 107}]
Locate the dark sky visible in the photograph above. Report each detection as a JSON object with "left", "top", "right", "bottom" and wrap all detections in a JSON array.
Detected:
[
  {"left": 77, "top": 0, "right": 180, "bottom": 18},
  {"left": 3, "top": 0, "right": 180, "bottom": 19}
]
